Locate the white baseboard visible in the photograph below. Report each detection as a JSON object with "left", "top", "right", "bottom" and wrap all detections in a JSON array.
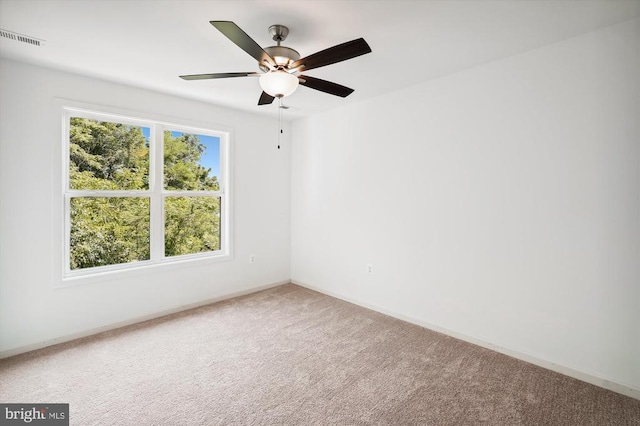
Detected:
[
  {"left": 0, "top": 280, "right": 289, "bottom": 359},
  {"left": 291, "top": 280, "right": 640, "bottom": 401}
]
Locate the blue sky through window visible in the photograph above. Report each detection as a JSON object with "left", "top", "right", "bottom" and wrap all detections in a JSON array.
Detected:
[{"left": 141, "top": 128, "right": 220, "bottom": 180}]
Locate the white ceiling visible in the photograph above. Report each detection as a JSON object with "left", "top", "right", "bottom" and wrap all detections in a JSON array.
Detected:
[{"left": 1, "top": 0, "right": 639, "bottom": 120}]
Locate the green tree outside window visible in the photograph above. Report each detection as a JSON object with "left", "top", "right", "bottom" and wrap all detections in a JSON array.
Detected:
[{"left": 68, "top": 117, "right": 222, "bottom": 271}]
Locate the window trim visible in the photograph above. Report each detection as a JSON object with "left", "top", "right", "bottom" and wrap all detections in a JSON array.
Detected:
[{"left": 58, "top": 103, "right": 232, "bottom": 284}]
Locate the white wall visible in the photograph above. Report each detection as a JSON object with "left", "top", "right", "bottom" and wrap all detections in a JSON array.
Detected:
[
  {"left": 291, "top": 18, "right": 640, "bottom": 392},
  {"left": 0, "top": 59, "right": 291, "bottom": 354}
]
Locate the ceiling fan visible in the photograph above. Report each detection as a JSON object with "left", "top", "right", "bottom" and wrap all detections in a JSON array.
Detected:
[{"left": 179, "top": 21, "right": 372, "bottom": 105}]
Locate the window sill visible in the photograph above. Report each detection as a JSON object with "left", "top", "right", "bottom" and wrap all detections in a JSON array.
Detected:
[{"left": 57, "top": 252, "right": 232, "bottom": 289}]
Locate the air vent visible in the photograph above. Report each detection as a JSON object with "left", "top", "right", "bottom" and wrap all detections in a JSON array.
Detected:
[{"left": 0, "top": 28, "right": 45, "bottom": 46}]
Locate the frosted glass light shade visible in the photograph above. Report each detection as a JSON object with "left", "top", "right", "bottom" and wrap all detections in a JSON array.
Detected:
[{"left": 259, "top": 71, "right": 299, "bottom": 98}]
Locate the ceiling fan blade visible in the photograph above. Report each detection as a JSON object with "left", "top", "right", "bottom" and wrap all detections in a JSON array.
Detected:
[
  {"left": 258, "top": 91, "right": 275, "bottom": 105},
  {"left": 291, "top": 38, "right": 371, "bottom": 72},
  {"left": 299, "top": 75, "right": 354, "bottom": 98},
  {"left": 179, "top": 72, "right": 259, "bottom": 80},
  {"left": 210, "top": 21, "right": 276, "bottom": 68}
]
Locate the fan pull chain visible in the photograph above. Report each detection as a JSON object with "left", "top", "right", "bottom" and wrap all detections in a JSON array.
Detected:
[{"left": 277, "top": 97, "right": 283, "bottom": 149}]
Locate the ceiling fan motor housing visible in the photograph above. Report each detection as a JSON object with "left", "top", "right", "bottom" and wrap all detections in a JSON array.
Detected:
[
  {"left": 257, "top": 24, "right": 300, "bottom": 71},
  {"left": 262, "top": 45, "right": 300, "bottom": 68}
]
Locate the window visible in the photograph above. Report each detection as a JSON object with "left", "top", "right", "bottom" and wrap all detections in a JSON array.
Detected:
[{"left": 63, "top": 108, "right": 229, "bottom": 278}]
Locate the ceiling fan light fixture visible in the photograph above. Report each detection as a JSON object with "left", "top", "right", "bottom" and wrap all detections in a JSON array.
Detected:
[
  {"left": 260, "top": 70, "right": 299, "bottom": 98},
  {"left": 183, "top": 22, "right": 372, "bottom": 106}
]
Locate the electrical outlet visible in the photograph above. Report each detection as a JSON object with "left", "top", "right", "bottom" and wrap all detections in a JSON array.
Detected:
[
  {"left": 250, "top": 254, "right": 256, "bottom": 264},
  {"left": 367, "top": 264, "right": 373, "bottom": 274}
]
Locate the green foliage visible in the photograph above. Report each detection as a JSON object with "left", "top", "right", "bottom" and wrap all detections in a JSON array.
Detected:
[
  {"left": 164, "top": 131, "right": 219, "bottom": 191},
  {"left": 69, "top": 118, "right": 221, "bottom": 270},
  {"left": 164, "top": 197, "right": 220, "bottom": 256},
  {"left": 70, "top": 198, "right": 150, "bottom": 270},
  {"left": 69, "top": 118, "right": 149, "bottom": 190}
]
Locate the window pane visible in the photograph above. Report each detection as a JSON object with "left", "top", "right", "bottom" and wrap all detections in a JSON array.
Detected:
[
  {"left": 164, "top": 131, "right": 220, "bottom": 191},
  {"left": 70, "top": 197, "right": 150, "bottom": 270},
  {"left": 165, "top": 197, "right": 221, "bottom": 257},
  {"left": 69, "top": 118, "right": 150, "bottom": 190}
]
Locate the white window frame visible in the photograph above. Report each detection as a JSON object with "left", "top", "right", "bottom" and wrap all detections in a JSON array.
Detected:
[{"left": 61, "top": 105, "right": 231, "bottom": 281}]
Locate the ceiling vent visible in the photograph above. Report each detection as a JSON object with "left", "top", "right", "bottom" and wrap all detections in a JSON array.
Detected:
[{"left": 0, "top": 28, "right": 45, "bottom": 46}]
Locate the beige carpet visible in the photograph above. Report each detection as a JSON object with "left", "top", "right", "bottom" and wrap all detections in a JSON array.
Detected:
[{"left": 1, "top": 284, "right": 639, "bottom": 425}]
